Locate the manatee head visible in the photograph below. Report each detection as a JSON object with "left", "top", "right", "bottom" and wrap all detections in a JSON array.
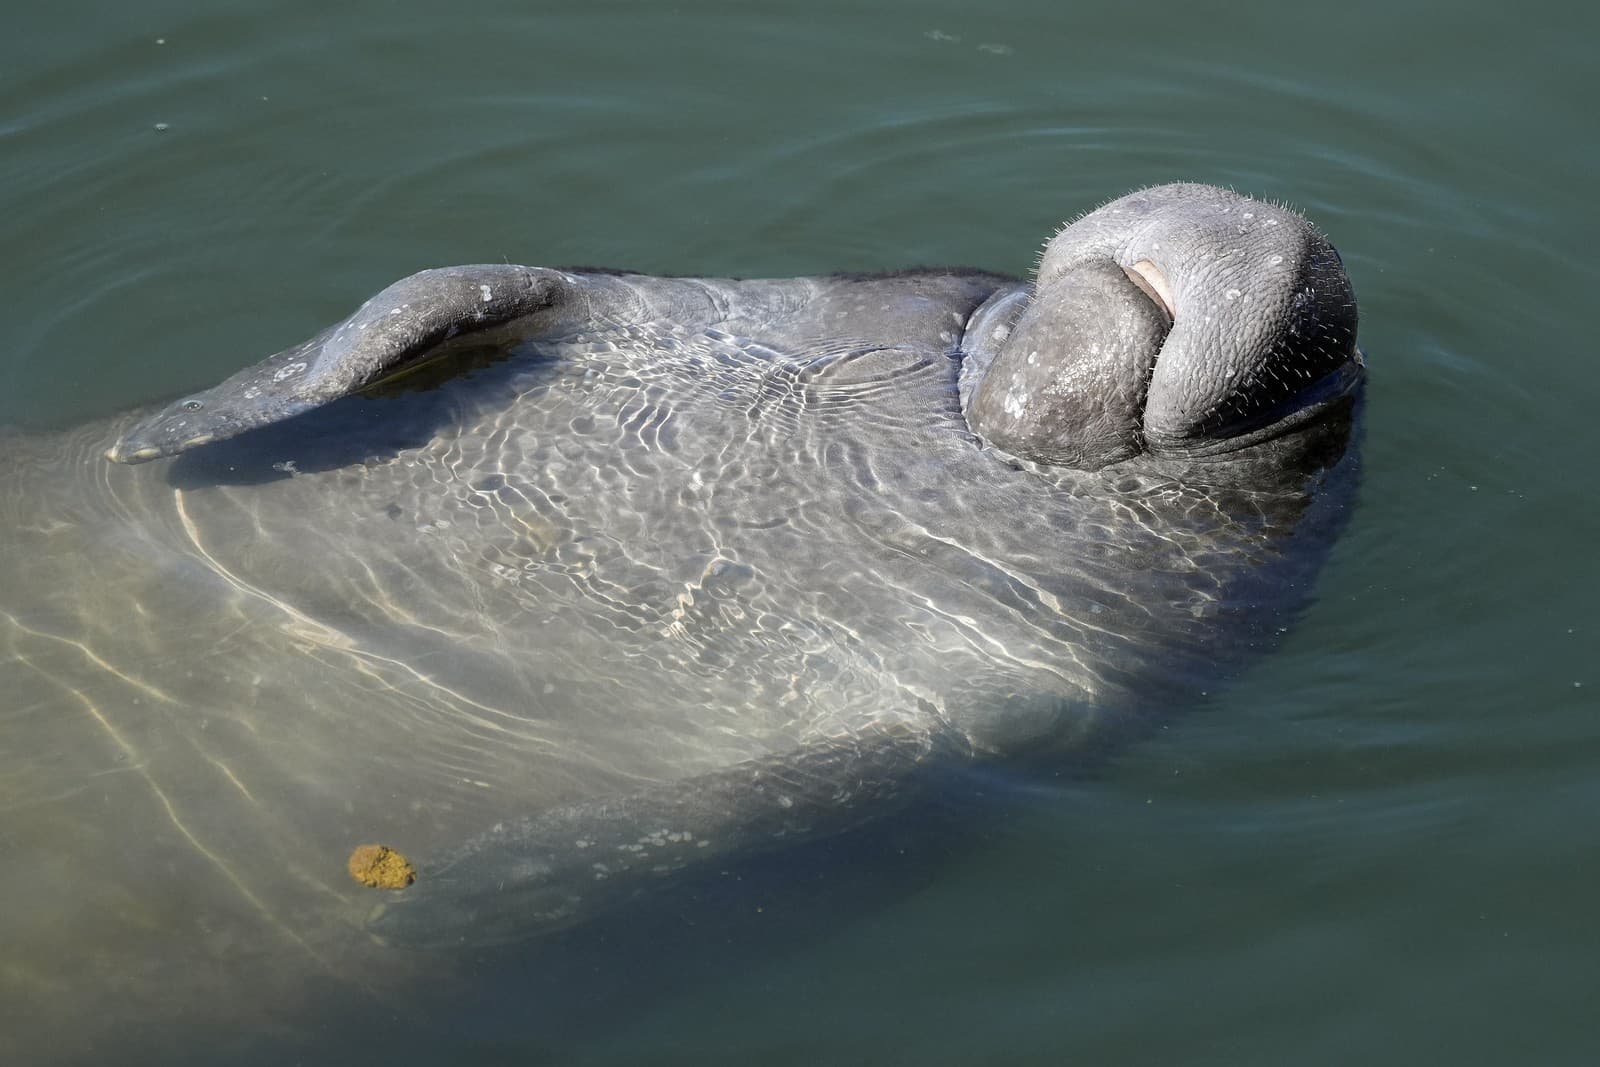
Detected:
[{"left": 965, "top": 183, "right": 1361, "bottom": 470}]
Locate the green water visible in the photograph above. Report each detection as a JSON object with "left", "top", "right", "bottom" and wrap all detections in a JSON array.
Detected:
[{"left": 4, "top": 1, "right": 1596, "bottom": 1063}]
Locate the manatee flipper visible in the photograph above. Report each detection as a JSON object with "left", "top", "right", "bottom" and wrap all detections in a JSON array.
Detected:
[
  {"left": 364, "top": 720, "right": 970, "bottom": 950},
  {"left": 106, "top": 265, "right": 585, "bottom": 463}
]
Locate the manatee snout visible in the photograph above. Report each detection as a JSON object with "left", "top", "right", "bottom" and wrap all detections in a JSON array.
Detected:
[{"left": 966, "top": 183, "right": 1361, "bottom": 470}]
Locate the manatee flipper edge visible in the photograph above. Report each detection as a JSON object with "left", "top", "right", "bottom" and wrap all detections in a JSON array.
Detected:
[
  {"left": 105, "top": 265, "right": 581, "bottom": 464},
  {"left": 364, "top": 720, "right": 970, "bottom": 951}
]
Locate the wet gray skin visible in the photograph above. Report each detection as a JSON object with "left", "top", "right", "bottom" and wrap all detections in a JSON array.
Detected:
[{"left": 3, "top": 184, "right": 1360, "bottom": 1051}]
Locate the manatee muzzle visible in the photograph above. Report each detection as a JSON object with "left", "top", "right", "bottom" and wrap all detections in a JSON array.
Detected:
[{"left": 967, "top": 183, "right": 1362, "bottom": 470}]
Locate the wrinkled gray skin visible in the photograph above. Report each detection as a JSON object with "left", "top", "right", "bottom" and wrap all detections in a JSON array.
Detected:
[{"left": 2, "top": 184, "right": 1360, "bottom": 1058}]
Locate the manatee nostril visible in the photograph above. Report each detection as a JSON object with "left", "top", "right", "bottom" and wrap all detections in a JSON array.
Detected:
[{"left": 1121, "top": 260, "right": 1175, "bottom": 322}]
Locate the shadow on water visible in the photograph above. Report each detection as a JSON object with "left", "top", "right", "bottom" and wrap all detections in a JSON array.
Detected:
[{"left": 162, "top": 343, "right": 548, "bottom": 489}]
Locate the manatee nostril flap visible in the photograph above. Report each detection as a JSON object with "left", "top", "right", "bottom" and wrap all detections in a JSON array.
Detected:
[{"left": 1122, "top": 260, "right": 1175, "bottom": 322}]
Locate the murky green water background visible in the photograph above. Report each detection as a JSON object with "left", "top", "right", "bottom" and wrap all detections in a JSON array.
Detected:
[{"left": 4, "top": 1, "right": 1597, "bottom": 1063}]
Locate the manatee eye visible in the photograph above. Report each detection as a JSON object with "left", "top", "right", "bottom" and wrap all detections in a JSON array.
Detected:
[{"left": 182, "top": 400, "right": 203, "bottom": 411}]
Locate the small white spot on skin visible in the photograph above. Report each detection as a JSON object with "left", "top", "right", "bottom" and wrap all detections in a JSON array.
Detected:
[
  {"left": 272, "top": 361, "right": 307, "bottom": 382},
  {"left": 777, "top": 795, "right": 794, "bottom": 809},
  {"left": 1243, "top": 212, "right": 1254, "bottom": 220},
  {"left": 243, "top": 387, "right": 260, "bottom": 399},
  {"left": 990, "top": 325, "right": 1010, "bottom": 343},
  {"left": 938, "top": 330, "right": 955, "bottom": 344},
  {"left": 480, "top": 285, "right": 493, "bottom": 302},
  {"left": 1225, "top": 289, "right": 1241, "bottom": 301},
  {"left": 1269, "top": 255, "right": 1284, "bottom": 266},
  {"left": 1027, "top": 352, "right": 1037, "bottom": 365},
  {"left": 390, "top": 307, "right": 402, "bottom": 315},
  {"left": 1266, "top": 218, "right": 1279, "bottom": 226}
]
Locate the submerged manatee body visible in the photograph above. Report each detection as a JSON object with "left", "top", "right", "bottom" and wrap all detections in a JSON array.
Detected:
[{"left": 1, "top": 184, "right": 1361, "bottom": 1059}]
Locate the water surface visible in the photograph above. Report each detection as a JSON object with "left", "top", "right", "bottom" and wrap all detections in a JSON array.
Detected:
[{"left": 3, "top": 1, "right": 1597, "bottom": 1063}]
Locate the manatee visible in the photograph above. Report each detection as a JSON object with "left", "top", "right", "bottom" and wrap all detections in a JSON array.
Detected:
[{"left": 0, "top": 183, "right": 1361, "bottom": 1060}]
